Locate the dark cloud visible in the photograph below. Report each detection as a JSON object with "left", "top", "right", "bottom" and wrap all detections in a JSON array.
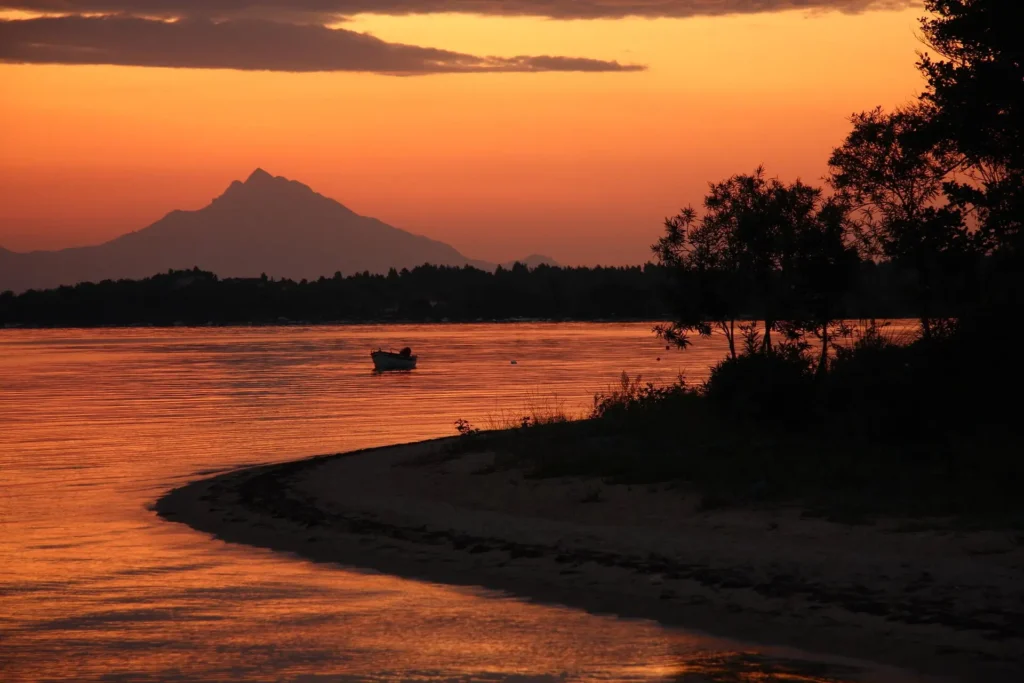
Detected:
[
  {"left": 0, "top": 15, "right": 644, "bottom": 73},
  {"left": 0, "top": 1, "right": 918, "bottom": 22},
  {"left": 0, "top": 1, "right": 913, "bottom": 74}
]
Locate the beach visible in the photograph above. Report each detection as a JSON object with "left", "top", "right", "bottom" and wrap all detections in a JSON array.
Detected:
[{"left": 157, "top": 436, "right": 1024, "bottom": 683}]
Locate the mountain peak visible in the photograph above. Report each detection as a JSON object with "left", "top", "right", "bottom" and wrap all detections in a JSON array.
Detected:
[
  {"left": 217, "top": 168, "right": 291, "bottom": 202},
  {"left": 245, "top": 168, "right": 274, "bottom": 184}
]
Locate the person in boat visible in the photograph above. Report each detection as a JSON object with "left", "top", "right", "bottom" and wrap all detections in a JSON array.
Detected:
[{"left": 399, "top": 347, "right": 412, "bottom": 358}]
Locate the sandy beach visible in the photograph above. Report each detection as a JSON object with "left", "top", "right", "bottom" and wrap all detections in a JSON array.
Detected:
[{"left": 157, "top": 437, "right": 1024, "bottom": 682}]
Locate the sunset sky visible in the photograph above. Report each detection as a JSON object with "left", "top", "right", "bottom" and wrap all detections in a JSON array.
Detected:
[{"left": 0, "top": 1, "right": 926, "bottom": 265}]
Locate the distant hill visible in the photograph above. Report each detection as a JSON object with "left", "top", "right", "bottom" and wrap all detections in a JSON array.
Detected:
[{"left": 0, "top": 169, "right": 551, "bottom": 292}]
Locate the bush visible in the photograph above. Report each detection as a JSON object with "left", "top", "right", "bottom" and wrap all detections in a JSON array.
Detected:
[
  {"left": 591, "top": 372, "right": 694, "bottom": 421},
  {"left": 702, "top": 351, "right": 815, "bottom": 423},
  {"left": 821, "top": 318, "right": 1022, "bottom": 443}
]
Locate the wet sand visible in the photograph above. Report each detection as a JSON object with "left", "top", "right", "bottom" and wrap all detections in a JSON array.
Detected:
[{"left": 157, "top": 437, "right": 1024, "bottom": 682}]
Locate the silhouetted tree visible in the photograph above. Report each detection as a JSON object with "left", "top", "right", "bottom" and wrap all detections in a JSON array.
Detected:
[
  {"left": 729, "top": 171, "right": 831, "bottom": 354},
  {"left": 653, "top": 207, "right": 745, "bottom": 357},
  {"left": 828, "top": 106, "right": 971, "bottom": 336},
  {"left": 655, "top": 169, "right": 858, "bottom": 365},
  {"left": 919, "top": 0, "right": 1024, "bottom": 257},
  {"left": 789, "top": 196, "right": 859, "bottom": 375}
]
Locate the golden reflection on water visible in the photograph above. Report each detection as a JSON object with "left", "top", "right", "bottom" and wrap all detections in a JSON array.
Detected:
[{"left": 0, "top": 324, "right": 915, "bottom": 681}]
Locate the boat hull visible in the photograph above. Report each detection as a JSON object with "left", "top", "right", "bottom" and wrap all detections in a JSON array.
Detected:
[{"left": 371, "top": 352, "right": 417, "bottom": 371}]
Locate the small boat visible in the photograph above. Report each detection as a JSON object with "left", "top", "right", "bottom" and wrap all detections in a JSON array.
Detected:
[{"left": 371, "top": 346, "right": 417, "bottom": 371}]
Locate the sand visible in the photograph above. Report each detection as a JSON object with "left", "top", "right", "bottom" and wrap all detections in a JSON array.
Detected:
[{"left": 156, "top": 437, "right": 1024, "bottom": 682}]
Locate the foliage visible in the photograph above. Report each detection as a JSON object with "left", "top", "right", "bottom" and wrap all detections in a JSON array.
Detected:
[
  {"left": 655, "top": 168, "right": 858, "bottom": 367},
  {"left": 454, "top": 418, "right": 479, "bottom": 437},
  {"left": 0, "top": 261, "right": 941, "bottom": 327},
  {"left": 826, "top": 1, "right": 1024, "bottom": 336},
  {"left": 701, "top": 349, "right": 815, "bottom": 423},
  {"left": 786, "top": 197, "right": 859, "bottom": 372},
  {"left": 919, "top": 0, "right": 1024, "bottom": 256},
  {"left": 828, "top": 105, "right": 964, "bottom": 256},
  {"left": 828, "top": 106, "right": 975, "bottom": 336},
  {"left": 591, "top": 371, "right": 693, "bottom": 420},
  {"left": 651, "top": 1, "right": 1022, "bottom": 360},
  {"left": 483, "top": 394, "right": 577, "bottom": 431},
  {"left": 466, "top": 329, "right": 1023, "bottom": 522},
  {"left": 653, "top": 205, "right": 742, "bottom": 355},
  {"left": 0, "top": 263, "right": 673, "bottom": 326}
]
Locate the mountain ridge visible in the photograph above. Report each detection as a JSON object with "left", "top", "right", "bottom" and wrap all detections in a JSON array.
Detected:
[{"left": 0, "top": 170, "right": 557, "bottom": 293}]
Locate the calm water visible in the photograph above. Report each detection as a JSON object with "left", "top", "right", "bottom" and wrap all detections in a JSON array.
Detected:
[{"left": 0, "top": 323, "right": 918, "bottom": 682}]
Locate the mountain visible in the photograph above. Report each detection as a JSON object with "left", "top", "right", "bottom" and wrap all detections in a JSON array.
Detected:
[{"left": 0, "top": 169, "right": 543, "bottom": 293}]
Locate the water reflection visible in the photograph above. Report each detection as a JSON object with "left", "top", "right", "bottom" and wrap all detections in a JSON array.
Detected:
[{"left": 0, "top": 324, "right": 915, "bottom": 681}]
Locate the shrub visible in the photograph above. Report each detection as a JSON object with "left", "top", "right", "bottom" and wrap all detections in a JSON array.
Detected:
[
  {"left": 591, "top": 372, "right": 693, "bottom": 420},
  {"left": 702, "top": 351, "right": 815, "bottom": 423},
  {"left": 454, "top": 418, "right": 478, "bottom": 436}
]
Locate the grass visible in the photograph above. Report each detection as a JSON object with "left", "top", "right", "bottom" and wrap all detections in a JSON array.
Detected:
[{"left": 482, "top": 391, "right": 581, "bottom": 431}]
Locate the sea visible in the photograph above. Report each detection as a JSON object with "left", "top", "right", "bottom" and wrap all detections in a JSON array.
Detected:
[{"left": 0, "top": 322, "right": 920, "bottom": 682}]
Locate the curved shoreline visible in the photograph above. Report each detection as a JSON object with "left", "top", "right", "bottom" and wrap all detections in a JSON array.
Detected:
[{"left": 156, "top": 437, "right": 1024, "bottom": 682}]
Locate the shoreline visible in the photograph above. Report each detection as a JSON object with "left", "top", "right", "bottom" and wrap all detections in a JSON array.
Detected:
[{"left": 156, "top": 436, "right": 1024, "bottom": 682}]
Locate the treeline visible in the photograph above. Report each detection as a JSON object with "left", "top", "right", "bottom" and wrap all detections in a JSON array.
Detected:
[
  {"left": 0, "top": 264, "right": 666, "bottom": 326},
  {"left": 1, "top": 260, "right": 940, "bottom": 327}
]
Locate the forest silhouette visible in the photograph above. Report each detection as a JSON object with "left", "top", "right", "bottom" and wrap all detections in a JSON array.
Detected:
[{"left": 1, "top": 260, "right": 936, "bottom": 327}]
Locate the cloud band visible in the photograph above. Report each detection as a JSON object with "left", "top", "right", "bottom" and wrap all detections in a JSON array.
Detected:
[
  {"left": 0, "top": 15, "right": 644, "bottom": 73},
  {"left": 0, "top": 1, "right": 913, "bottom": 74},
  {"left": 1, "top": 1, "right": 918, "bottom": 21}
]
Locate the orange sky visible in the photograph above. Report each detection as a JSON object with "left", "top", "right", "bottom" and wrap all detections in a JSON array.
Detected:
[{"left": 0, "top": 7, "right": 926, "bottom": 265}]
